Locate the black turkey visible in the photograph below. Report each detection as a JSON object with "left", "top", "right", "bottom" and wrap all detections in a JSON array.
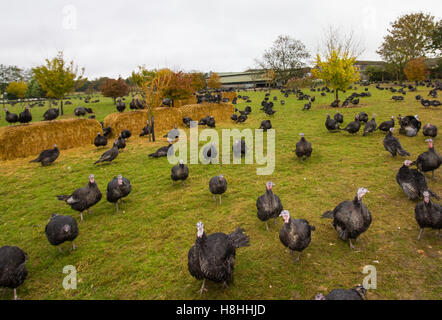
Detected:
[
  {"left": 330, "top": 100, "right": 340, "bottom": 108},
  {"left": 334, "top": 113, "right": 344, "bottom": 124},
  {"left": 203, "top": 142, "right": 218, "bottom": 163},
  {"left": 363, "top": 114, "right": 377, "bottom": 136},
  {"left": 121, "top": 129, "right": 131, "bottom": 140},
  {"left": 0, "top": 246, "right": 28, "bottom": 300},
  {"left": 94, "top": 144, "right": 119, "bottom": 165},
  {"left": 422, "top": 123, "right": 437, "bottom": 138},
  {"left": 358, "top": 112, "right": 369, "bottom": 123},
  {"left": 279, "top": 210, "right": 315, "bottom": 262},
  {"left": 171, "top": 160, "right": 189, "bottom": 186},
  {"left": 351, "top": 98, "right": 360, "bottom": 105},
  {"left": 74, "top": 107, "right": 87, "bottom": 117},
  {"left": 183, "top": 117, "right": 193, "bottom": 128},
  {"left": 416, "top": 139, "right": 441, "bottom": 178},
  {"left": 325, "top": 114, "right": 339, "bottom": 132},
  {"left": 57, "top": 174, "right": 102, "bottom": 221},
  {"left": 376, "top": 116, "right": 395, "bottom": 132},
  {"left": 233, "top": 139, "right": 247, "bottom": 158},
  {"left": 18, "top": 105, "right": 32, "bottom": 124},
  {"left": 231, "top": 114, "right": 238, "bottom": 121},
  {"left": 396, "top": 160, "right": 439, "bottom": 201},
  {"left": 3, "top": 108, "right": 19, "bottom": 124},
  {"left": 43, "top": 108, "right": 59, "bottom": 121},
  {"left": 415, "top": 191, "right": 442, "bottom": 240},
  {"left": 116, "top": 99, "right": 126, "bottom": 112},
  {"left": 198, "top": 115, "right": 210, "bottom": 126},
  {"left": 339, "top": 117, "right": 361, "bottom": 134},
  {"left": 114, "top": 134, "right": 126, "bottom": 151},
  {"left": 259, "top": 120, "right": 272, "bottom": 131},
  {"left": 30, "top": 144, "right": 60, "bottom": 166},
  {"left": 209, "top": 174, "right": 227, "bottom": 204},
  {"left": 295, "top": 133, "right": 312, "bottom": 160},
  {"left": 399, "top": 115, "right": 421, "bottom": 137},
  {"left": 256, "top": 182, "right": 283, "bottom": 231},
  {"left": 207, "top": 116, "right": 216, "bottom": 128},
  {"left": 94, "top": 133, "right": 107, "bottom": 148},
  {"left": 45, "top": 213, "right": 79, "bottom": 252},
  {"left": 383, "top": 128, "right": 410, "bottom": 157},
  {"left": 187, "top": 222, "right": 250, "bottom": 295},
  {"left": 302, "top": 102, "right": 311, "bottom": 111},
  {"left": 140, "top": 120, "right": 153, "bottom": 138},
  {"left": 315, "top": 285, "right": 367, "bottom": 300},
  {"left": 103, "top": 126, "right": 112, "bottom": 138},
  {"left": 148, "top": 142, "right": 173, "bottom": 158},
  {"left": 106, "top": 175, "right": 132, "bottom": 212},
  {"left": 322, "top": 188, "right": 372, "bottom": 249}
]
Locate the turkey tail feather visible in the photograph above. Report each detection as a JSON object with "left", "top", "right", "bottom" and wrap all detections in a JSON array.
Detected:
[
  {"left": 322, "top": 211, "right": 334, "bottom": 219},
  {"left": 228, "top": 228, "right": 250, "bottom": 248},
  {"left": 57, "top": 195, "right": 69, "bottom": 201}
]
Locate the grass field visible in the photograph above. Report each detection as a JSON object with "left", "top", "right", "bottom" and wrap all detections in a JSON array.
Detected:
[{"left": 0, "top": 85, "right": 441, "bottom": 300}]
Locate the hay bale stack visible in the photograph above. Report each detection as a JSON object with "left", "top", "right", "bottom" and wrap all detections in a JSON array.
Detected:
[
  {"left": 222, "top": 92, "right": 237, "bottom": 101},
  {"left": 103, "top": 110, "right": 149, "bottom": 139},
  {"left": 0, "top": 119, "right": 102, "bottom": 161},
  {"left": 103, "top": 103, "right": 234, "bottom": 138},
  {"left": 175, "top": 96, "right": 197, "bottom": 107}
]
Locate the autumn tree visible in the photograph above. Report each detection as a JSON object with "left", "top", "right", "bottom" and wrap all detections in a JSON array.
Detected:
[
  {"left": 404, "top": 57, "right": 429, "bottom": 82},
  {"left": 428, "top": 20, "right": 442, "bottom": 55},
  {"left": 0, "top": 65, "right": 32, "bottom": 92},
  {"left": 207, "top": 72, "right": 221, "bottom": 89},
  {"left": 100, "top": 77, "right": 130, "bottom": 103},
  {"left": 312, "top": 50, "right": 359, "bottom": 102},
  {"left": 377, "top": 12, "right": 436, "bottom": 81},
  {"left": 189, "top": 72, "right": 206, "bottom": 91},
  {"left": 33, "top": 51, "right": 85, "bottom": 115},
  {"left": 6, "top": 81, "right": 28, "bottom": 100},
  {"left": 256, "top": 35, "right": 310, "bottom": 83}
]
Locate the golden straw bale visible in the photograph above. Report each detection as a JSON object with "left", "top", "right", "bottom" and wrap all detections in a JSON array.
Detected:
[
  {"left": 0, "top": 119, "right": 102, "bottom": 161},
  {"left": 103, "top": 110, "right": 149, "bottom": 139},
  {"left": 221, "top": 92, "right": 237, "bottom": 101}
]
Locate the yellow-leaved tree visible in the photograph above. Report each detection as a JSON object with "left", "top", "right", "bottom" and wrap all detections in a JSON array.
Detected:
[
  {"left": 6, "top": 81, "right": 28, "bottom": 101},
  {"left": 404, "top": 57, "right": 429, "bottom": 82},
  {"left": 312, "top": 50, "right": 359, "bottom": 103},
  {"left": 207, "top": 72, "right": 221, "bottom": 89}
]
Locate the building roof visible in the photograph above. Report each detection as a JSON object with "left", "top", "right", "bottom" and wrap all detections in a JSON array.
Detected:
[{"left": 217, "top": 71, "right": 270, "bottom": 84}]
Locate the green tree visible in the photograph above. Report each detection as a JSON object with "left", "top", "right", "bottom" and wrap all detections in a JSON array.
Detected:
[
  {"left": 25, "top": 78, "right": 45, "bottom": 98},
  {"left": 33, "top": 51, "right": 85, "bottom": 115},
  {"left": 312, "top": 50, "right": 359, "bottom": 102},
  {"left": 6, "top": 81, "right": 28, "bottom": 100},
  {"left": 256, "top": 35, "right": 310, "bottom": 84},
  {"left": 0, "top": 65, "right": 25, "bottom": 92},
  {"left": 377, "top": 12, "right": 436, "bottom": 81},
  {"left": 428, "top": 20, "right": 442, "bottom": 54}
]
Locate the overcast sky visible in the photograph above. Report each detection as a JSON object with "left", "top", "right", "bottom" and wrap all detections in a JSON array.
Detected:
[{"left": 1, "top": 0, "right": 441, "bottom": 79}]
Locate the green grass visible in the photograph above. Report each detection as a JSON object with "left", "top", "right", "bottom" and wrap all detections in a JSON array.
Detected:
[{"left": 0, "top": 85, "right": 441, "bottom": 300}]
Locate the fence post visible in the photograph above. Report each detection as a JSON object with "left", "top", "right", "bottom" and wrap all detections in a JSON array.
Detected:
[{"left": 151, "top": 116, "right": 155, "bottom": 142}]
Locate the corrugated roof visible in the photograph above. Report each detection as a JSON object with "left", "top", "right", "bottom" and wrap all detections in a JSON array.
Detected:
[{"left": 218, "top": 71, "right": 270, "bottom": 84}]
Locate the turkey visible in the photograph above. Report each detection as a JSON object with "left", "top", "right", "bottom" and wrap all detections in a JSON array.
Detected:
[
  {"left": 0, "top": 246, "right": 28, "bottom": 300},
  {"left": 3, "top": 108, "right": 19, "bottom": 124},
  {"left": 94, "top": 144, "right": 119, "bottom": 165},
  {"left": 57, "top": 174, "right": 102, "bottom": 221},
  {"left": 45, "top": 213, "right": 79, "bottom": 252},
  {"left": 399, "top": 115, "right": 421, "bottom": 137},
  {"left": 259, "top": 120, "right": 272, "bottom": 131},
  {"left": 322, "top": 188, "right": 372, "bottom": 249},
  {"left": 202, "top": 142, "right": 218, "bottom": 163},
  {"left": 339, "top": 117, "right": 361, "bottom": 134},
  {"left": 415, "top": 191, "right": 442, "bottom": 240},
  {"left": 207, "top": 116, "right": 216, "bottom": 128},
  {"left": 363, "top": 114, "right": 377, "bottom": 136},
  {"left": 294, "top": 133, "right": 312, "bottom": 160},
  {"left": 330, "top": 100, "right": 340, "bottom": 108},
  {"left": 198, "top": 115, "right": 210, "bottom": 126},
  {"left": 396, "top": 160, "right": 439, "bottom": 201},
  {"left": 187, "top": 222, "right": 250, "bottom": 296},
  {"left": 94, "top": 133, "right": 108, "bottom": 148},
  {"left": 18, "top": 105, "right": 32, "bottom": 124},
  {"left": 183, "top": 117, "right": 193, "bottom": 128},
  {"left": 358, "top": 112, "right": 369, "bottom": 123},
  {"left": 121, "top": 129, "right": 131, "bottom": 140},
  {"left": 279, "top": 210, "right": 315, "bottom": 262},
  {"left": 376, "top": 116, "right": 395, "bottom": 132},
  {"left": 43, "top": 108, "right": 59, "bottom": 121},
  {"left": 334, "top": 113, "right": 344, "bottom": 124},
  {"left": 416, "top": 139, "right": 441, "bottom": 178},
  {"left": 116, "top": 99, "right": 125, "bottom": 112},
  {"left": 148, "top": 141, "right": 174, "bottom": 158},
  {"left": 29, "top": 144, "right": 60, "bottom": 166},
  {"left": 351, "top": 98, "right": 360, "bottom": 105},
  {"left": 106, "top": 175, "right": 132, "bottom": 212},
  {"left": 103, "top": 126, "right": 112, "bottom": 138},
  {"left": 315, "top": 285, "right": 367, "bottom": 300},
  {"left": 256, "top": 182, "right": 283, "bottom": 231},
  {"left": 383, "top": 128, "right": 410, "bottom": 157},
  {"left": 233, "top": 139, "right": 247, "bottom": 158},
  {"left": 231, "top": 114, "right": 238, "bottom": 121},
  {"left": 114, "top": 134, "right": 126, "bottom": 151},
  {"left": 139, "top": 120, "right": 153, "bottom": 138},
  {"left": 422, "top": 123, "right": 437, "bottom": 138},
  {"left": 171, "top": 160, "right": 189, "bottom": 186},
  {"left": 302, "top": 102, "right": 311, "bottom": 111},
  {"left": 209, "top": 174, "right": 227, "bottom": 204},
  {"left": 74, "top": 107, "right": 87, "bottom": 117},
  {"left": 325, "top": 114, "right": 339, "bottom": 132}
]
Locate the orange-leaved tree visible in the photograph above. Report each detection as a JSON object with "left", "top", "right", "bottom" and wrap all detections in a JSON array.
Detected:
[
  {"left": 100, "top": 77, "right": 130, "bottom": 104},
  {"left": 404, "top": 57, "right": 429, "bottom": 82},
  {"left": 207, "top": 72, "right": 221, "bottom": 89}
]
